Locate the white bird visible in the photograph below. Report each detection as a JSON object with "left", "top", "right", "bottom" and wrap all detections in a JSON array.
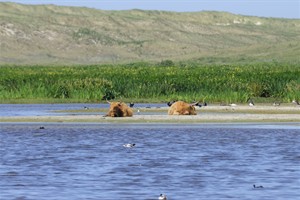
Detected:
[
  {"left": 248, "top": 99, "right": 255, "bottom": 106},
  {"left": 229, "top": 103, "right": 237, "bottom": 107},
  {"left": 292, "top": 100, "right": 300, "bottom": 105},
  {"left": 158, "top": 194, "right": 167, "bottom": 200},
  {"left": 123, "top": 143, "right": 136, "bottom": 148}
]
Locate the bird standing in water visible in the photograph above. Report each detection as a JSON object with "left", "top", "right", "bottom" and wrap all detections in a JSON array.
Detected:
[{"left": 129, "top": 102, "right": 134, "bottom": 108}]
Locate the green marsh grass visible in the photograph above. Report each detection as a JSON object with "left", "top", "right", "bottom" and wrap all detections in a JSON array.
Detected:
[{"left": 0, "top": 63, "right": 299, "bottom": 103}]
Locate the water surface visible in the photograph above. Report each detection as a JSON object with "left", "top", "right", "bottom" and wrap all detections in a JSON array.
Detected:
[
  {"left": 0, "top": 103, "right": 166, "bottom": 117},
  {"left": 0, "top": 123, "right": 299, "bottom": 200}
]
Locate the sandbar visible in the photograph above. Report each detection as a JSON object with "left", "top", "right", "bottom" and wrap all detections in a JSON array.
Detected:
[{"left": 1, "top": 105, "right": 300, "bottom": 123}]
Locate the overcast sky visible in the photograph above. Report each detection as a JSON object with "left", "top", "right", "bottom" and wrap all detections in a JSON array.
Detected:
[{"left": 1, "top": 0, "right": 299, "bottom": 19}]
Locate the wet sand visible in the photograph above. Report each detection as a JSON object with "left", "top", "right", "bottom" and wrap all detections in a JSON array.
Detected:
[{"left": 1, "top": 105, "right": 300, "bottom": 123}]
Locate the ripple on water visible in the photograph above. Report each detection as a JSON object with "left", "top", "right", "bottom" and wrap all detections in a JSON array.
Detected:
[{"left": 0, "top": 123, "right": 299, "bottom": 200}]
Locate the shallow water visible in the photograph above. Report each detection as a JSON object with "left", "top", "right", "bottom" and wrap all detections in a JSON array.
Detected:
[
  {"left": 0, "top": 103, "right": 166, "bottom": 117},
  {"left": 0, "top": 123, "right": 299, "bottom": 200}
]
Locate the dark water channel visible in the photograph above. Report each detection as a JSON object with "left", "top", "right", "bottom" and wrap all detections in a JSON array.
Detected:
[{"left": 0, "top": 123, "right": 299, "bottom": 200}]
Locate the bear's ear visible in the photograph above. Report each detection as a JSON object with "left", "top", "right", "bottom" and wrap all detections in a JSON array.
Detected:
[{"left": 118, "top": 102, "right": 122, "bottom": 106}]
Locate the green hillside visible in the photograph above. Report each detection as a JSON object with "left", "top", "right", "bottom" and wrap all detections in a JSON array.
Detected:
[{"left": 0, "top": 2, "right": 299, "bottom": 65}]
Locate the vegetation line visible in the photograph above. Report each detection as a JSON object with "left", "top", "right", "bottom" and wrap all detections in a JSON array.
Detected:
[{"left": 0, "top": 62, "right": 299, "bottom": 104}]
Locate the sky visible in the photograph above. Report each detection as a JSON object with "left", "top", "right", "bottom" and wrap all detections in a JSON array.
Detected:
[{"left": 1, "top": 0, "right": 299, "bottom": 19}]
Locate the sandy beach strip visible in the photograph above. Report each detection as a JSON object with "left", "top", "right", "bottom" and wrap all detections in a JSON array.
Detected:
[{"left": 1, "top": 105, "right": 300, "bottom": 123}]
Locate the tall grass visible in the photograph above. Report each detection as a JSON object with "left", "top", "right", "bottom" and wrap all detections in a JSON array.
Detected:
[{"left": 0, "top": 63, "right": 299, "bottom": 103}]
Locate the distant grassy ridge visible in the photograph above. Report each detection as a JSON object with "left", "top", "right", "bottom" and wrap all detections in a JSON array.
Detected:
[
  {"left": 1, "top": 62, "right": 299, "bottom": 103},
  {"left": 0, "top": 2, "right": 300, "bottom": 64}
]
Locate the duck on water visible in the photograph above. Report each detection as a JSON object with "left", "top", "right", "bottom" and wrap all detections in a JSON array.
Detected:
[
  {"left": 123, "top": 143, "right": 136, "bottom": 148},
  {"left": 253, "top": 184, "right": 264, "bottom": 188},
  {"left": 158, "top": 194, "right": 167, "bottom": 200}
]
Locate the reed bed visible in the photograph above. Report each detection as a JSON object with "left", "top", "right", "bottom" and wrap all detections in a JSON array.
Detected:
[{"left": 0, "top": 62, "right": 299, "bottom": 103}]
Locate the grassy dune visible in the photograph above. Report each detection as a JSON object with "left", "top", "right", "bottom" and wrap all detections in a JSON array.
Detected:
[{"left": 0, "top": 2, "right": 299, "bottom": 64}]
